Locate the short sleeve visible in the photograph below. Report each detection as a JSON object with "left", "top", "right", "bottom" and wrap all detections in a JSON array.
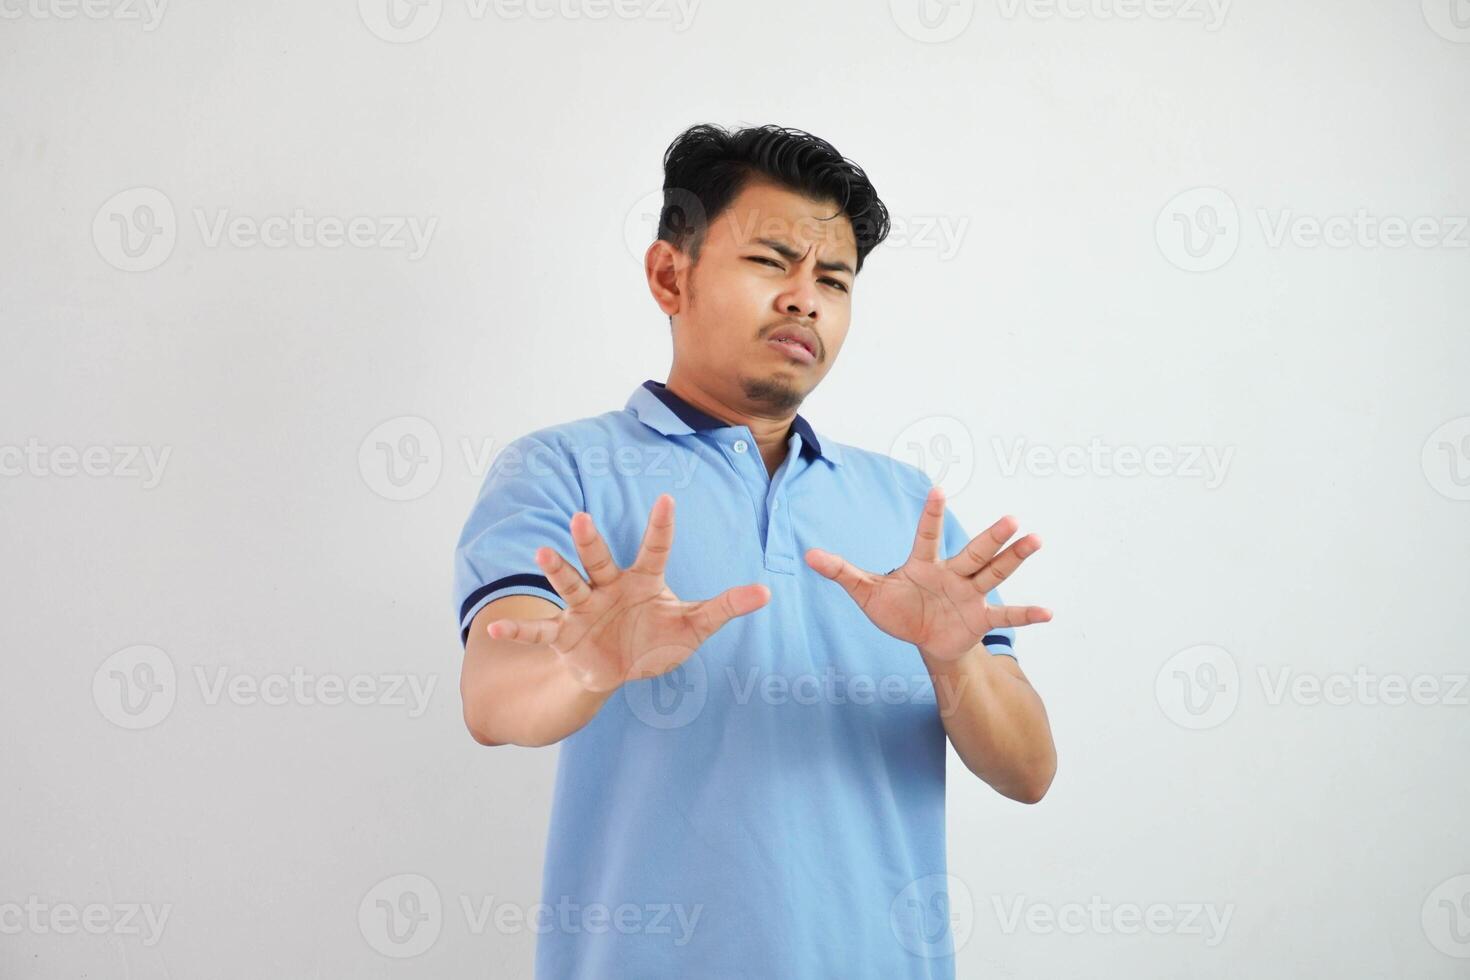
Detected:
[
  {"left": 452, "top": 434, "right": 585, "bottom": 645},
  {"left": 941, "top": 506, "right": 1018, "bottom": 660}
]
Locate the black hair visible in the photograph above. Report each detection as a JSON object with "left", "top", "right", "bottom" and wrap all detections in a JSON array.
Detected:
[{"left": 656, "top": 123, "right": 891, "bottom": 275}]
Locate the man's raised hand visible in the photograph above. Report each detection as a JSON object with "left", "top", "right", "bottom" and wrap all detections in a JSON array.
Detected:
[
  {"left": 484, "top": 494, "right": 770, "bottom": 692},
  {"left": 804, "top": 486, "right": 1051, "bottom": 661}
]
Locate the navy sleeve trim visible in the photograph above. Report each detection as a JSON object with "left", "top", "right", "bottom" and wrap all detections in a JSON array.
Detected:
[
  {"left": 459, "top": 573, "right": 560, "bottom": 644},
  {"left": 981, "top": 634, "right": 1012, "bottom": 648}
]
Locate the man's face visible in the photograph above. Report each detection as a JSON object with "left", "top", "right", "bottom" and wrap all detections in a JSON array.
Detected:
[{"left": 656, "top": 178, "right": 858, "bottom": 415}]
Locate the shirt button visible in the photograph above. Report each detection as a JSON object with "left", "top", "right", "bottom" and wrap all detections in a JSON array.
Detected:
[
  {"left": 772, "top": 499, "right": 781, "bottom": 511},
  {"left": 733, "top": 439, "right": 748, "bottom": 453}
]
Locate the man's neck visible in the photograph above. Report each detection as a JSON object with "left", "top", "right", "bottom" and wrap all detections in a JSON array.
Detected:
[{"left": 662, "top": 375, "right": 793, "bottom": 477}]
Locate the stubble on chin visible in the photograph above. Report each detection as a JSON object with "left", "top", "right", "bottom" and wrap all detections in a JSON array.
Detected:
[{"left": 741, "top": 375, "right": 805, "bottom": 415}]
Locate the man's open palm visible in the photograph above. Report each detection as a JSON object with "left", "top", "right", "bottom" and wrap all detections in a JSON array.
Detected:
[
  {"left": 804, "top": 486, "right": 1051, "bottom": 661},
  {"left": 485, "top": 494, "right": 770, "bottom": 692}
]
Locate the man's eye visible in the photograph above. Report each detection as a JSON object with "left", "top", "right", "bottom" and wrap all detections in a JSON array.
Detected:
[{"left": 749, "top": 257, "right": 848, "bottom": 292}]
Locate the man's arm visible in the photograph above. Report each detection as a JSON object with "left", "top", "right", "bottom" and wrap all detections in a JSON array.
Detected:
[
  {"left": 920, "top": 647, "right": 1056, "bottom": 804},
  {"left": 459, "top": 594, "right": 615, "bottom": 748},
  {"left": 458, "top": 497, "right": 771, "bottom": 749},
  {"left": 804, "top": 485, "right": 1056, "bottom": 803}
]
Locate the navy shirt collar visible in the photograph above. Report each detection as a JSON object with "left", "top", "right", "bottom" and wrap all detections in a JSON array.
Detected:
[{"left": 639, "top": 379, "right": 831, "bottom": 464}]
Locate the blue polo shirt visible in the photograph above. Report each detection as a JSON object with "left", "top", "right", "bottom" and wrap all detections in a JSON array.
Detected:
[{"left": 453, "top": 379, "right": 1017, "bottom": 979}]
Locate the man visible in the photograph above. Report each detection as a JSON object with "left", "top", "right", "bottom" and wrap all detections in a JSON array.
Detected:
[{"left": 453, "top": 123, "right": 1056, "bottom": 979}]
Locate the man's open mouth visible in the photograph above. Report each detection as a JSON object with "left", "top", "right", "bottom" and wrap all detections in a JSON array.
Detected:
[
  {"left": 765, "top": 331, "right": 816, "bottom": 364},
  {"left": 764, "top": 339, "right": 823, "bottom": 365}
]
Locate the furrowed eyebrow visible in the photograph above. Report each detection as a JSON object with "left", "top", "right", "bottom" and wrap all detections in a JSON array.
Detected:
[{"left": 752, "top": 237, "right": 855, "bottom": 276}]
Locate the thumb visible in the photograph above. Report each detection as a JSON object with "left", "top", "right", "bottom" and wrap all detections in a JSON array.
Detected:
[
  {"left": 688, "top": 583, "right": 770, "bottom": 641},
  {"left": 804, "top": 548, "right": 879, "bottom": 605},
  {"left": 804, "top": 547, "right": 844, "bottom": 579}
]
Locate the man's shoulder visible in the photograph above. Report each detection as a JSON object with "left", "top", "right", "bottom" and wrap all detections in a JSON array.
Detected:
[
  {"left": 502, "top": 407, "right": 643, "bottom": 456},
  {"left": 824, "top": 438, "right": 932, "bottom": 493}
]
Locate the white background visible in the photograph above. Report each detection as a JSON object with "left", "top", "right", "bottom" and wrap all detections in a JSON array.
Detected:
[{"left": 2, "top": 0, "right": 1468, "bottom": 976}]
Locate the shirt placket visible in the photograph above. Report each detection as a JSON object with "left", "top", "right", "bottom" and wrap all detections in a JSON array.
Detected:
[{"left": 716, "top": 428, "right": 804, "bottom": 575}]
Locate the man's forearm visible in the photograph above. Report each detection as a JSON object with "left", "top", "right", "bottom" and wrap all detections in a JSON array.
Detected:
[
  {"left": 461, "top": 599, "right": 617, "bottom": 748},
  {"left": 921, "top": 645, "right": 1057, "bottom": 803},
  {"left": 462, "top": 637, "right": 615, "bottom": 747},
  {"left": 464, "top": 637, "right": 614, "bottom": 743}
]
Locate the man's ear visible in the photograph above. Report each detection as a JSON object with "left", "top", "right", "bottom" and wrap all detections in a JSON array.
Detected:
[{"left": 645, "top": 239, "right": 685, "bottom": 318}]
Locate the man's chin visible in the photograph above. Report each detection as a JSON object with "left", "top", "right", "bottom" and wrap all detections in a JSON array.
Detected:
[{"left": 740, "top": 373, "right": 807, "bottom": 415}]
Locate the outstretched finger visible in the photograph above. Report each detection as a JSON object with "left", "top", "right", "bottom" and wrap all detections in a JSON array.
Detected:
[
  {"left": 947, "top": 514, "right": 1019, "bottom": 579},
  {"left": 906, "top": 486, "right": 946, "bottom": 565},
  {"left": 970, "top": 534, "right": 1042, "bottom": 594},
  {"left": 486, "top": 616, "right": 559, "bottom": 646},
  {"left": 686, "top": 583, "right": 770, "bottom": 644},
  {"left": 628, "top": 493, "right": 676, "bottom": 578},
  {"left": 535, "top": 545, "right": 593, "bottom": 608},
  {"left": 569, "top": 511, "right": 620, "bottom": 588},
  {"left": 805, "top": 547, "right": 881, "bottom": 612},
  {"left": 987, "top": 604, "right": 1053, "bottom": 628}
]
